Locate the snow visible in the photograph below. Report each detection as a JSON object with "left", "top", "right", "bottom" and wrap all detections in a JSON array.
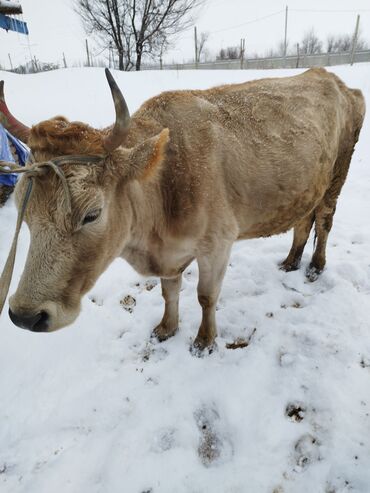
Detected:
[{"left": 0, "top": 64, "right": 370, "bottom": 493}]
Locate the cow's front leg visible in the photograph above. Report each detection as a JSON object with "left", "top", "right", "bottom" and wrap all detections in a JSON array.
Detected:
[
  {"left": 193, "top": 246, "right": 231, "bottom": 353},
  {"left": 152, "top": 274, "right": 182, "bottom": 341}
]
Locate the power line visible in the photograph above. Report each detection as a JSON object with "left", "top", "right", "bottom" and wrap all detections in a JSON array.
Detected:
[
  {"left": 178, "top": 9, "right": 284, "bottom": 41},
  {"left": 290, "top": 8, "right": 370, "bottom": 13},
  {"left": 181, "top": 9, "right": 285, "bottom": 40},
  {"left": 92, "top": 45, "right": 109, "bottom": 57},
  {"left": 211, "top": 9, "right": 284, "bottom": 34},
  {"left": 181, "top": 6, "right": 369, "bottom": 43}
]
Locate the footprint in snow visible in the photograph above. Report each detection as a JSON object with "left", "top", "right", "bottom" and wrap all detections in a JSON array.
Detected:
[
  {"left": 293, "top": 433, "right": 321, "bottom": 471},
  {"left": 285, "top": 402, "right": 306, "bottom": 423},
  {"left": 360, "top": 356, "right": 370, "bottom": 369},
  {"left": 134, "top": 279, "right": 158, "bottom": 292},
  {"left": 194, "top": 405, "right": 233, "bottom": 467},
  {"left": 120, "top": 294, "right": 136, "bottom": 313},
  {"left": 325, "top": 478, "right": 352, "bottom": 493},
  {"left": 140, "top": 341, "right": 168, "bottom": 363},
  {"left": 151, "top": 427, "right": 177, "bottom": 453},
  {"left": 278, "top": 350, "right": 296, "bottom": 367}
]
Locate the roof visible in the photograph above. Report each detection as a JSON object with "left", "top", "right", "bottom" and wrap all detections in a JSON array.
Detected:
[{"left": 0, "top": 1, "right": 22, "bottom": 15}]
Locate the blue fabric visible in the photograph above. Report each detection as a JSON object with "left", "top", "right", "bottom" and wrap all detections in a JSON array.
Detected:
[
  {"left": 0, "top": 13, "right": 29, "bottom": 35},
  {"left": 6, "top": 129, "right": 29, "bottom": 166},
  {"left": 0, "top": 125, "right": 30, "bottom": 186}
]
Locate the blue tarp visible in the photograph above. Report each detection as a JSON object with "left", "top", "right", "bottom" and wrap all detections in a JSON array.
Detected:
[
  {"left": 0, "top": 13, "right": 28, "bottom": 35},
  {"left": 0, "top": 124, "right": 29, "bottom": 186}
]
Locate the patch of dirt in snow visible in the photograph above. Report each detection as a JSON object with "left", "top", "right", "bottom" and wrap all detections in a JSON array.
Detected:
[
  {"left": 285, "top": 402, "right": 306, "bottom": 423},
  {"left": 195, "top": 406, "right": 233, "bottom": 467},
  {"left": 226, "top": 328, "right": 256, "bottom": 350},
  {"left": 120, "top": 294, "right": 137, "bottom": 313}
]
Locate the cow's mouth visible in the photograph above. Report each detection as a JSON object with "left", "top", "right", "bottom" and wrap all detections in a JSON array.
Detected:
[{"left": 8, "top": 308, "right": 50, "bottom": 332}]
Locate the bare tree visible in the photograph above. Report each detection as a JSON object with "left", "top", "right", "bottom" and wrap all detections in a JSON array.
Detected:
[
  {"left": 197, "top": 31, "right": 209, "bottom": 62},
  {"left": 327, "top": 35, "right": 336, "bottom": 53},
  {"left": 327, "top": 34, "right": 351, "bottom": 53},
  {"left": 217, "top": 45, "right": 239, "bottom": 60},
  {"left": 227, "top": 46, "right": 240, "bottom": 59},
  {"left": 270, "top": 39, "right": 289, "bottom": 57},
  {"left": 301, "top": 28, "right": 323, "bottom": 55},
  {"left": 327, "top": 32, "right": 368, "bottom": 53},
  {"left": 74, "top": 1, "right": 132, "bottom": 70},
  {"left": 355, "top": 30, "right": 369, "bottom": 51},
  {"left": 217, "top": 48, "right": 226, "bottom": 60},
  {"left": 75, "top": 0, "right": 204, "bottom": 71}
]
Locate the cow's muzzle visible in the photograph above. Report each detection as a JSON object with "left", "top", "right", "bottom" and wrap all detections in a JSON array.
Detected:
[{"left": 8, "top": 308, "right": 49, "bottom": 332}]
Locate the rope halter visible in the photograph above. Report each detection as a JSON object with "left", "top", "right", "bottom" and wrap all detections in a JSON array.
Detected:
[{"left": 0, "top": 154, "right": 106, "bottom": 320}]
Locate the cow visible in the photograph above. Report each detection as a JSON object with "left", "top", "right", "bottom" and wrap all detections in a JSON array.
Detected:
[{"left": 0, "top": 68, "right": 365, "bottom": 352}]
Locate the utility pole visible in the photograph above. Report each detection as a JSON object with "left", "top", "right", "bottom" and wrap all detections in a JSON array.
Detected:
[
  {"left": 350, "top": 14, "right": 360, "bottom": 66},
  {"left": 194, "top": 26, "right": 198, "bottom": 68},
  {"left": 240, "top": 38, "right": 245, "bottom": 69},
  {"left": 283, "top": 5, "right": 288, "bottom": 66},
  {"left": 8, "top": 53, "right": 13, "bottom": 71},
  {"left": 159, "top": 42, "right": 164, "bottom": 70},
  {"left": 85, "top": 39, "right": 91, "bottom": 67},
  {"left": 63, "top": 52, "right": 67, "bottom": 68},
  {"left": 296, "top": 43, "right": 300, "bottom": 68}
]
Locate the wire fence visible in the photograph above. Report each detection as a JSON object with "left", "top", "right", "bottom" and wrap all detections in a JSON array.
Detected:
[
  {"left": 2, "top": 5, "right": 370, "bottom": 73},
  {"left": 141, "top": 49, "right": 370, "bottom": 71}
]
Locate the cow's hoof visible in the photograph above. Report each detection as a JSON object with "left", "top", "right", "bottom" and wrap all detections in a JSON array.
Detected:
[
  {"left": 190, "top": 338, "right": 216, "bottom": 357},
  {"left": 305, "top": 264, "right": 322, "bottom": 282},
  {"left": 151, "top": 324, "right": 178, "bottom": 342},
  {"left": 279, "top": 259, "right": 300, "bottom": 272}
]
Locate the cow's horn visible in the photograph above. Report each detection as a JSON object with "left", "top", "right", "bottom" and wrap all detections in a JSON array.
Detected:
[
  {"left": 0, "top": 80, "right": 31, "bottom": 143},
  {"left": 103, "top": 69, "right": 131, "bottom": 153}
]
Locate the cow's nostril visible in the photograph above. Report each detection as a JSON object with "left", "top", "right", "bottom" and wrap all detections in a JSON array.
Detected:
[
  {"left": 32, "top": 311, "right": 49, "bottom": 332},
  {"left": 8, "top": 308, "right": 50, "bottom": 332}
]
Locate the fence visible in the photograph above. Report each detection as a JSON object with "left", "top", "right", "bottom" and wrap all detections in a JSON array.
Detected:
[{"left": 142, "top": 49, "right": 370, "bottom": 71}]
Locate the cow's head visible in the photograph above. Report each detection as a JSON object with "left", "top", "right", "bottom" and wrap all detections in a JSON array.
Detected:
[{"left": 1, "top": 70, "right": 169, "bottom": 332}]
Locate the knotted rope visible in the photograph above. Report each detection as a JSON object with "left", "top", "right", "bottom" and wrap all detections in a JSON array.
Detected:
[{"left": 0, "top": 155, "right": 105, "bottom": 320}]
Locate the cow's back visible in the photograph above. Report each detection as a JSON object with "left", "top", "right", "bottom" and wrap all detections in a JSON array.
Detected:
[{"left": 132, "top": 69, "right": 364, "bottom": 239}]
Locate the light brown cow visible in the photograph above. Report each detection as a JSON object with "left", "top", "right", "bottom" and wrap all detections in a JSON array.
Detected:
[{"left": 0, "top": 68, "right": 365, "bottom": 352}]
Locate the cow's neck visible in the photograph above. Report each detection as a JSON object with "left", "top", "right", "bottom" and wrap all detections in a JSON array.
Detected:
[
  {"left": 116, "top": 117, "right": 195, "bottom": 278},
  {"left": 121, "top": 178, "right": 181, "bottom": 277},
  {"left": 124, "top": 116, "right": 166, "bottom": 237}
]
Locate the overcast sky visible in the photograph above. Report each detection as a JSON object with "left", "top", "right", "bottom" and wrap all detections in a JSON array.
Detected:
[{"left": 0, "top": 0, "right": 370, "bottom": 69}]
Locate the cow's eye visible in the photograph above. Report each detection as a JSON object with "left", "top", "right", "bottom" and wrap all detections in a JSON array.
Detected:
[{"left": 82, "top": 209, "right": 101, "bottom": 225}]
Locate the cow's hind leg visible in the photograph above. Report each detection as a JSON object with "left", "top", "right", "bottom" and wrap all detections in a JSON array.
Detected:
[
  {"left": 280, "top": 213, "right": 315, "bottom": 272},
  {"left": 306, "top": 139, "right": 358, "bottom": 282},
  {"left": 152, "top": 274, "right": 182, "bottom": 341},
  {"left": 306, "top": 203, "right": 334, "bottom": 282},
  {"left": 192, "top": 243, "right": 232, "bottom": 354}
]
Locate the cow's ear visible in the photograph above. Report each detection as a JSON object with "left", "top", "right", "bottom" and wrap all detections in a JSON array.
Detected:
[{"left": 128, "top": 128, "right": 170, "bottom": 181}]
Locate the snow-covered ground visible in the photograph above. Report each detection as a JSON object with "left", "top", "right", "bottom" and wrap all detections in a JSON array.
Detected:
[{"left": 0, "top": 64, "right": 370, "bottom": 493}]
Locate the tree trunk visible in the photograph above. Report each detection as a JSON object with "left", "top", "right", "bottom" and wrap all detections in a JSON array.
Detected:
[
  {"left": 135, "top": 49, "right": 142, "bottom": 71},
  {"left": 118, "top": 51, "right": 124, "bottom": 70}
]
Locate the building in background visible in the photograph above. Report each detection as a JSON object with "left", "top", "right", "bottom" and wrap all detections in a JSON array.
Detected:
[{"left": 0, "top": 1, "right": 28, "bottom": 36}]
